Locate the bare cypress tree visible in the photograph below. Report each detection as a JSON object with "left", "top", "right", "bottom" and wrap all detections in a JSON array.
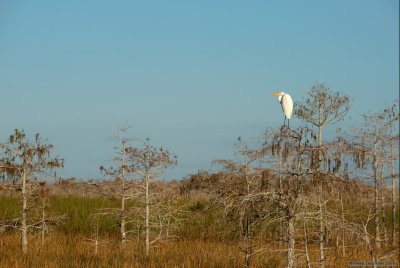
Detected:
[
  {"left": 352, "top": 112, "right": 389, "bottom": 248},
  {"left": 371, "top": 115, "right": 381, "bottom": 249},
  {"left": 125, "top": 140, "right": 177, "bottom": 257},
  {"left": 118, "top": 125, "right": 129, "bottom": 244},
  {"left": 84, "top": 214, "right": 110, "bottom": 256},
  {"left": 95, "top": 124, "right": 136, "bottom": 244},
  {"left": 382, "top": 103, "right": 399, "bottom": 247},
  {"left": 0, "top": 129, "right": 63, "bottom": 254},
  {"left": 31, "top": 180, "right": 66, "bottom": 249},
  {"left": 294, "top": 83, "right": 350, "bottom": 267},
  {"left": 260, "top": 127, "right": 318, "bottom": 268},
  {"left": 213, "top": 137, "right": 263, "bottom": 268},
  {"left": 37, "top": 181, "right": 50, "bottom": 248}
]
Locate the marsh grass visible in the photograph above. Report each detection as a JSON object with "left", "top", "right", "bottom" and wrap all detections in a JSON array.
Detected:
[
  {"left": 1, "top": 232, "right": 396, "bottom": 268},
  {"left": 0, "top": 233, "right": 283, "bottom": 267},
  {"left": 0, "top": 195, "right": 398, "bottom": 267}
]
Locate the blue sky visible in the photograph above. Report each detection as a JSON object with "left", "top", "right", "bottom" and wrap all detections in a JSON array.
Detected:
[{"left": 0, "top": 0, "right": 398, "bottom": 180}]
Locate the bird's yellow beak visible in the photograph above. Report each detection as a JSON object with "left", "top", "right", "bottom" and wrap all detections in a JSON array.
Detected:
[{"left": 272, "top": 93, "right": 280, "bottom": 95}]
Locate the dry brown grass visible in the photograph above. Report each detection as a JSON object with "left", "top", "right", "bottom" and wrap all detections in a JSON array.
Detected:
[
  {"left": 1, "top": 233, "right": 398, "bottom": 267},
  {"left": 0, "top": 233, "right": 280, "bottom": 267}
]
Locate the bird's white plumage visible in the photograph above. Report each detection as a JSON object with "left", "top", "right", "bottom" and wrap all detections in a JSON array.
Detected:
[
  {"left": 280, "top": 93, "right": 293, "bottom": 119},
  {"left": 273, "top": 92, "right": 293, "bottom": 121}
]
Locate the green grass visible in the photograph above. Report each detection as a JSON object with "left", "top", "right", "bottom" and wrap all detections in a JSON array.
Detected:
[
  {"left": 0, "top": 195, "right": 20, "bottom": 220},
  {"left": 0, "top": 195, "right": 223, "bottom": 237}
]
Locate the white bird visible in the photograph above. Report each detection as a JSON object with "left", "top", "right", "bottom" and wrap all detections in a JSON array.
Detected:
[{"left": 272, "top": 92, "right": 293, "bottom": 127}]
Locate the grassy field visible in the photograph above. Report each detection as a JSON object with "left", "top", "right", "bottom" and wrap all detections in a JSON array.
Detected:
[
  {"left": 0, "top": 195, "right": 398, "bottom": 267},
  {"left": 1, "top": 232, "right": 394, "bottom": 267}
]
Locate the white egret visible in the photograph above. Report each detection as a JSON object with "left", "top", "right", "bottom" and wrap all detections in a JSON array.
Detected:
[{"left": 272, "top": 92, "right": 293, "bottom": 127}]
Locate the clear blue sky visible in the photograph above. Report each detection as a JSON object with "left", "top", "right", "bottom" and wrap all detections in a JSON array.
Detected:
[{"left": 0, "top": 0, "right": 398, "bottom": 180}]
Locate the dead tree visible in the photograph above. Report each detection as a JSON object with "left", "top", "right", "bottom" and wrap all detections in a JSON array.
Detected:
[
  {"left": 93, "top": 124, "right": 138, "bottom": 244},
  {"left": 0, "top": 129, "right": 63, "bottom": 254},
  {"left": 260, "top": 126, "right": 324, "bottom": 268},
  {"left": 39, "top": 182, "right": 48, "bottom": 248},
  {"left": 30, "top": 180, "right": 67, "bottom": 249},
  {"left": 352, "top": 112, "right": 388, "bottom": 248},
  {"left": 378, "top": 141, "right": 387, "bottom": 245},
  {"left": 342, "top": 210, "right": 378, "bottom": 267},
  {"left": 257, "top": 175, "right": 317, "bottom": 268},
  {"left": 125, "top": 140, "right": 177, "bottom": 257},
  {"left": 213, "top": 137, "right": 263, "bottom": 268},
  {"left": 84, "top": 214, "right": 110, "bottom": 255},
  {"left": 382, "top": 103, "right": 399, "bottom": 247},
  {"left": 32, "top": 181, "right": 60, "bottom": 248},
  {"left": 294, "top": 83, "right": 351, "bottom": 267}
]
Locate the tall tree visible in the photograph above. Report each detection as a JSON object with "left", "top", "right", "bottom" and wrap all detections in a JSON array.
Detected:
[
  {"left": 0, "top": 129, "right": 63, "bottom": 254},
  {"left": 294, "top": 83, "right": 351, "bottom": 266},
  {"left": 352, "top": 112, "right": 388, "bottom": 248},
  {"left": 125, "top": 140, "right": 177, "bottom": 257},
  {"left": 98, "top": 124, "right": 135, "bottom": 244},
  {"left": 382, "top": 103, "right": 399, "bottom": 247},
  {"left": 261, "top": 127, "right": 321, "bottom": 268}
]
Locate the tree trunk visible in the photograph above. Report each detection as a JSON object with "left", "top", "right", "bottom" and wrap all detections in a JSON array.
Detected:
[
  {"left": 244, "top": 156, "right": 250, "bottom": 195},
  {"left": 317, "top": 124, "right": 325, "bottom": 267},
  {"left": 245, "top": 250, "right": 250, "bottom": 268},
  {"left": 318, "top": 125, "right": 322, "bottom": 170},
  {"left": 364, "top": 224, "right": 377, "bottom": 268},
  {"left": 120, "top": 128, "right": 127, "bottom": 244},
  {"left": 41, "top": 197, "right": 45, "bottom": 248},
  {"left": 94, "top": 216, "right": 99, "bottom": 255},
  {"left": 287, "top": 216, "right": 295, "bottom": 268},
  {"left": 390, "top": 123, "right": 396, "bottom": 247},
  {"left": 373, "top": 140, "right": 380, "bottom": 248},
  {"left": 379, "top": 146, "right": 387, "bottom": 245},
  {"left": 145, "top": 174, "right": 150, "bottom": 257},
  {"left": 120, "top": 196, "right": 126, "bottom": 244},
  {"left": 318, "top": 186, "right": 324, "bottom": 267},
  {"left": 278, "top": 138, "right": 283, "bottom": 243},
  {"left": 21, "top": 172, "right": 28, "bottom": 254},
  {"left": 94, "top": 238, "right": 98, "bottom": 255},
  {"left": 245, "top": 218, "right": 250, "bottom": 268},
  {"left": 340, "top": 195, "right": 345, "bottom": 257},
  {"left": 303, "top": 222, "right": 311, "bottom": 268}
]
